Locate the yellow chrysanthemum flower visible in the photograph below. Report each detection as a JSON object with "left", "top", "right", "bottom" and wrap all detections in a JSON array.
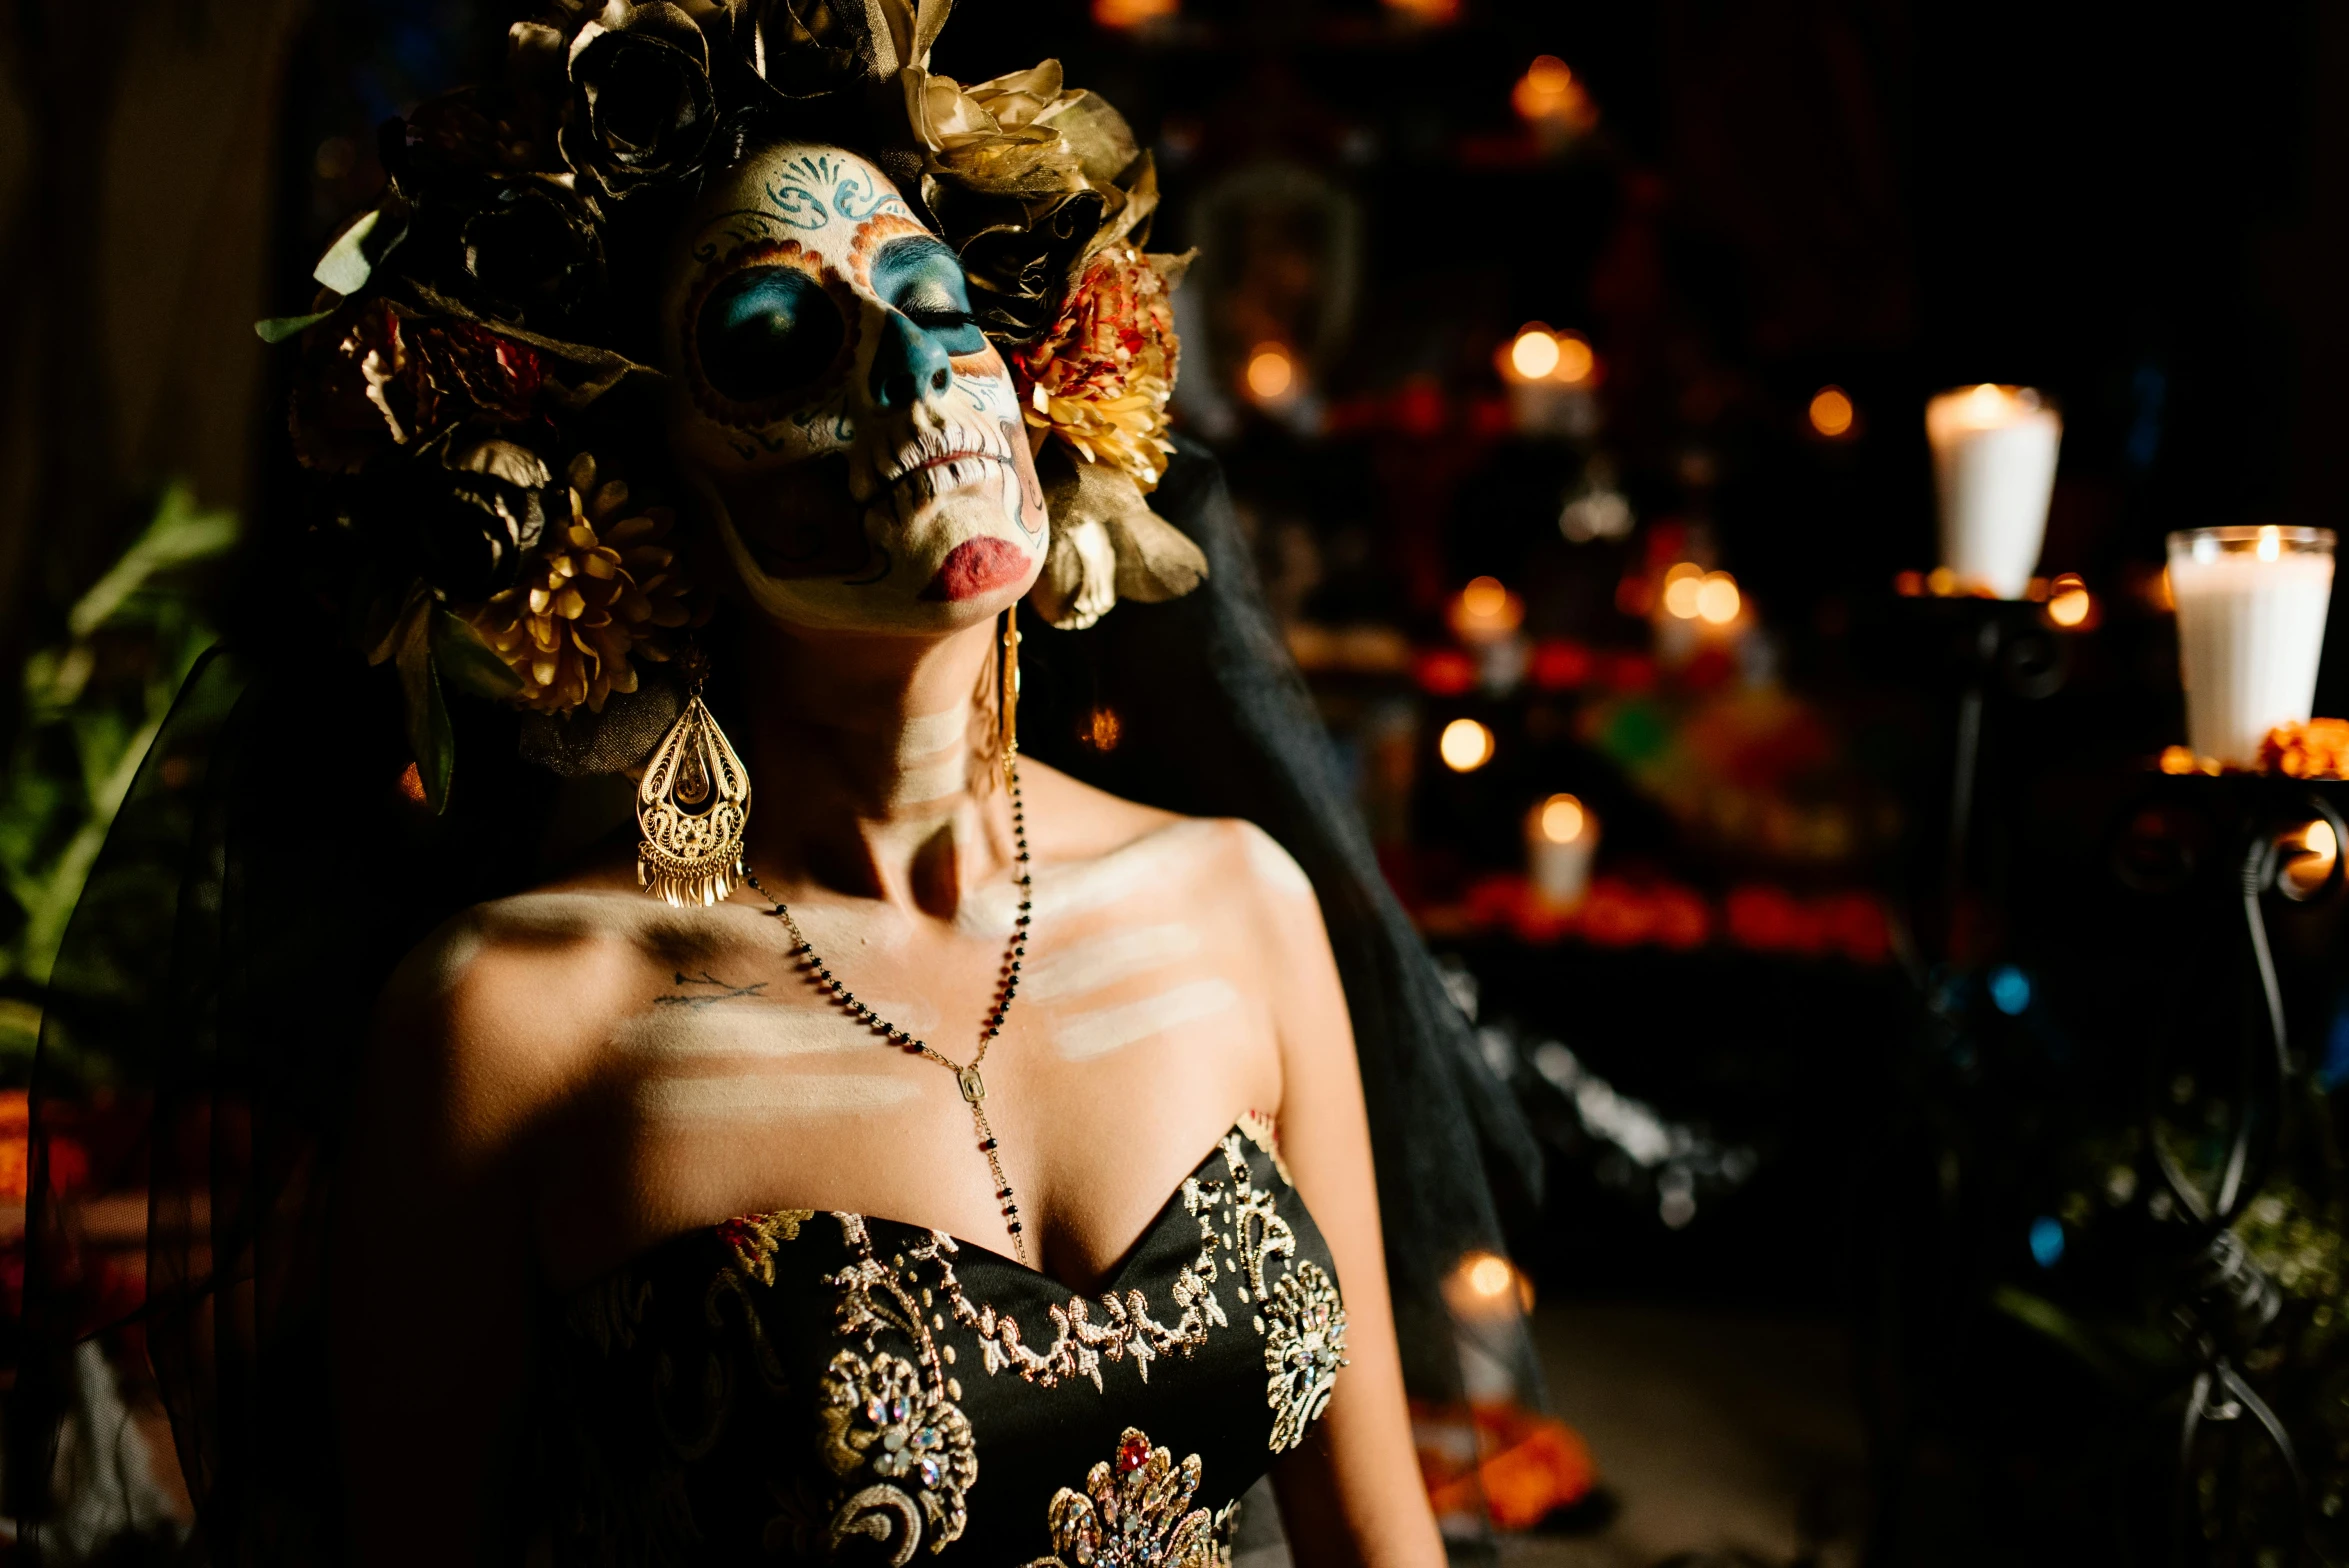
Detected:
[{"left": 465, "top": 453, "right": 697, "bottom": 713}]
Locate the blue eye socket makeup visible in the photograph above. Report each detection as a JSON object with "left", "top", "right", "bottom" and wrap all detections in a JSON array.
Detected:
[
  {"left": 696, "top": 265, "right": 847, "bottom": 402},
  {"left": 870, "top": 237, "right": 986, "bottom": 356}
]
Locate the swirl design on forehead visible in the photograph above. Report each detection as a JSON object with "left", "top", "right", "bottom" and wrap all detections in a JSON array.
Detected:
[{"left": 681, "top": 237, "right": 859, "bottom": 432}]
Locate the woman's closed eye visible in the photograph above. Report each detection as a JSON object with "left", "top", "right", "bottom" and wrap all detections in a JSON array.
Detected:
[
  {"left": 696, "top": 265, "right": 848, "bottom": 402},
  {"left": 871, "top": 237, "right": 986, "bottom": 355}
]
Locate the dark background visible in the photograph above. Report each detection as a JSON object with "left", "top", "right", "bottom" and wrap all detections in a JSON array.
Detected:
[{"left": 7, "top": 2, "right": 2349, "bottom": 1562}]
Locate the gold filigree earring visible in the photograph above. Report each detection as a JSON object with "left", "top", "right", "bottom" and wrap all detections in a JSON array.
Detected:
[
  {"left": 637, "top": 656, "right": 751, "bottom": 907},
  {"left": 998, "top": 609, "right": 1021, "bottom": 777}
]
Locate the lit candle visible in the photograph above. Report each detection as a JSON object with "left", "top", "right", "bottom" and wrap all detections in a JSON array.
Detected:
[
  {"left": 1498, "top": 324, "right": 1596, "bottom": 437},
  {"left": 1526, "top": 793, "right": 1598, "bottom": 909},
  {"left": 2167, "top": 525, "right": 2336, "bottom": 767},
  {"left": 1926, "top": 384, "right": 2062, "bottom": 599}
]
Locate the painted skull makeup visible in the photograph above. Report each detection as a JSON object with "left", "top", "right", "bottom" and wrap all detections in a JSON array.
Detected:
[{"left": 661, "top": 143, "right": 1049, "bottom": 632}]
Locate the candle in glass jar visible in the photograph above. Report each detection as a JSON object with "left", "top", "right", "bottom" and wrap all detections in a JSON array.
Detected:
[
  {"left": 1926, "top": 384, "right": 2062, "bottom": 599},
  {"left": 2167, "top": 525, "right": 2336, "bottom": 767},
  {"left": 1526, "top": 793, "right": 1598, "bottom": 909}
]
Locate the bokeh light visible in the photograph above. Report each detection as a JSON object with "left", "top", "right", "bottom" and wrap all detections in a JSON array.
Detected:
[
  {"left": 1661, "top": 562, "right": 1705, "bottom": 619},
  {"left": 1696, "top": 572, "right": 1741, "bottom": 626},
  {"left": 1808, "top": 385, "right": 1854, "bottom": 438},
  {"left": 1551, "top": 333, "right": 1595, "bottom": 384},
  {"left": 1093, "top": 0, "right": 1178, "bottom": 24},
  {"left": 2046, "top": 574, "right": 2092, "bottom": 627},
  {"left": 1512, "top": 55, "right": 1593, "bottom": 130},
  {"left": 1439, "top": 717, "right": 1495, "bottom": 772},
  {"left": 1509, "top": 327, "right": 1560, "bottom": 380},
  {"left": 1537, "top": 793, "right": 1587, "bottom": 844},
  {"left": 2282, "top": 816, "right": 2339, "bottom": 899},
  {"left": 1245, "top": 343, "right": 1295, "bottom": 401}
]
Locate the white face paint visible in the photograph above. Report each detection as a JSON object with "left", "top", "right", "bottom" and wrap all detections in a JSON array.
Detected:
[{"left": 662, "top": 143, "right": 1049, "bottom": 634}]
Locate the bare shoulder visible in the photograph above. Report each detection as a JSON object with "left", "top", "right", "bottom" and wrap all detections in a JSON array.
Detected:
[
  {"left": 1020, "top": 761, "right": 1324, "bottom": 942},
  {"left": 368, "top": 887, "right": 724, "bottom": 1148}
]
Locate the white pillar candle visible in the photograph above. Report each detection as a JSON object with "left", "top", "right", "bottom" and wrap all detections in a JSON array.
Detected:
[
  {"left": 2168, "top": 525, "right": 2336, "bottom": 767},
  {"left": 1926, "top": 384, "right": 2063, "bottom": 599},
  {"left": 1525, "top": 793, "right": 1598, "bottom": 909}
]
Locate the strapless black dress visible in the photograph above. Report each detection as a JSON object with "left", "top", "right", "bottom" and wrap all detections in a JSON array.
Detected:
[{"left": 543, "top": 1119, "right": 1348, "bottom": 1564}]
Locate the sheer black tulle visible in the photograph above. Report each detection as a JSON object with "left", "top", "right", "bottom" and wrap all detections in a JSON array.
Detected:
[{"left": 17, "top": 440, "right": 1533, "bottom": 1560}]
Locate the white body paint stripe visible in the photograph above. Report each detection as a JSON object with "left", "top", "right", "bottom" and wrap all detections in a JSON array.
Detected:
[
  {"left": 617, "top": 1002, "right": 859, "bottom": 1060},
  {"left": 1053, "top": 978, "right": 1241, "bottom": 1062},
  {"left": 1021, "top": 923, "right": 1203, "bottom": 1003},
  {"left": 638, "top": 1073, "right": 916, "bottom": 1117},
  {"left": 898, "top": 708, "right": 967, "bottom": 762},
  {"left": 889, "top": 751, "right": 970, "bottom": 808},
  {"left": 617, "top": 996, "right": 941, "bottom": 1060},
  {"left": 960, "top": 818, "right": 1219, "bottom": 937}
]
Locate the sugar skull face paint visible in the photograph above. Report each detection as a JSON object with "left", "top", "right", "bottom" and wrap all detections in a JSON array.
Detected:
[{"left": 661, "top": 143, "right": 1048, "bottom": 633}]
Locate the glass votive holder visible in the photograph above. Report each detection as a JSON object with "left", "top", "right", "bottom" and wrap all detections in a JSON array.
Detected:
[
  {"left": 1926, "top": 384, "right": 2062, "bottom": 599},
  {"left": 2167, "top": 525, "right": 2336, "bottom": 768}
]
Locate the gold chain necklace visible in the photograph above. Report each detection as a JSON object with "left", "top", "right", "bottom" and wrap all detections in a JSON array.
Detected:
[{"left": 740, "top": 761, "right": 1035, "bottom": 1262}]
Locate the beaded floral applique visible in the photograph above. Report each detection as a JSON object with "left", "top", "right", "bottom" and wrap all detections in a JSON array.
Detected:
[
  {"left": 906, "top": 1175, "right": 1230, "bottom": 1391},
  {"left": 717, "top": 1208, "right": 815, "bottom": 1287},
  {"left": 1261, "top": 1263, "right": 1347, "bottom": 1451},
  {"left": 1215, "top": 1131, "right": 1351, "bottom": 1452},
  {"left": 1235, "top": 1109, "right": 1294, "bottom": 1188},
  {"left": 1019, "top": 1427, "right": 1241, "bottom": 1568},
  {"left": 806, "top": 1215, "right": 979, "bottom": 1559}
]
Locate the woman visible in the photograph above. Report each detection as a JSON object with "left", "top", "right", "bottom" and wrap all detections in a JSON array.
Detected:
[
  {"left": 25, "top": 2, "right": 1527, "bottom": 1560},
  {"left": 336, "top": 125, "right": 1439, "bottom": 1558}
]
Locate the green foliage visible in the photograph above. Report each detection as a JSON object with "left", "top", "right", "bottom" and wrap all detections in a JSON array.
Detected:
[{"left": 0, "top": 484, "right": 238, "bottom": 1077}]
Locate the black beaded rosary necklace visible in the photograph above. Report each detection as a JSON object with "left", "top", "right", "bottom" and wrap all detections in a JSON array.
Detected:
[{"left": 740, "top": 760, "right": 1034, "bottom": 1262}]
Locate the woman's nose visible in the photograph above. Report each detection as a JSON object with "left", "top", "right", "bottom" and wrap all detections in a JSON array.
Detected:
[{"left": 868, "top": 313, "right": 955, "bottom": 410}]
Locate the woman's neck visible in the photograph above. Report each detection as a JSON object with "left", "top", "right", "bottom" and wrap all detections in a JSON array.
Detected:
[{"left": 733, "top": 612, "right": 1011, "bottom": 917}]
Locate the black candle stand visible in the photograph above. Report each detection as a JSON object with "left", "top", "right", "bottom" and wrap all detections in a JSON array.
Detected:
[{"left": 2114, "top": 772, "right": 2349, "bottom": 1565}]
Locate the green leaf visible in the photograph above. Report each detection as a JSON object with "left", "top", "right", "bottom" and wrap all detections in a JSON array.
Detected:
[
  {"left": 429, "top": 607, "right": 523, "bottom": 700},
  {"left": 313, "top": 205, "right": 406, "bottom": 296},
  {"left": 68, "top": 484, "right": 240, "bottom": 638},
  {"left": 397, "top": 610, "right": 455, "bottom": 814},
  {"left": 255, "top": 309, "right": 337, "bottom": 344}
]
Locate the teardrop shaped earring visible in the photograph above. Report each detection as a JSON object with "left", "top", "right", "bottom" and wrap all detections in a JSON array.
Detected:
[
  {"left": 998, "top": 609, "right": 1021, "bottom": 778},
  {"left": 637, "top": 656, "right": 752, "bottom": 907}
]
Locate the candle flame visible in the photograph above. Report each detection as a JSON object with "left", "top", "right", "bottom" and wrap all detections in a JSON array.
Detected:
[
  {"left": 1697, "top": 572, "right": 1742, "bottom": 625},
  {"left": 1440, "top": 718, "right": 1495, "bottom": 772},
  {"left": 1509, "top": 327, "right": 1560, "bottom": 380},
  {"left": 1538, "top": 793, "right": 1587, "bottom": 844},
  {"left": 2258, "top": 524, "right": 2282, "bottom": 562}
]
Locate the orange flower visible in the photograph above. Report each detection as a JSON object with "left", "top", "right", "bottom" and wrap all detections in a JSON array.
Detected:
[
  {"left": 2260, "top": 718, "right": 2349, "bottom": 780},
  {"left": 1012, "top": 246, "right": 1183, "bottom": 493}
]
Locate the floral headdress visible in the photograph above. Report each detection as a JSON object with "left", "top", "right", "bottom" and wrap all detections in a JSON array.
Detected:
[{"left": 271, "top": 0, "right": 1200, "bottom": 807}]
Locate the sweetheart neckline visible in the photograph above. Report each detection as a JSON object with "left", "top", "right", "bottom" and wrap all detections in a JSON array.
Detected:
[{"left": 570, "top": 1115, "right": 1293, "bottom": 1300}]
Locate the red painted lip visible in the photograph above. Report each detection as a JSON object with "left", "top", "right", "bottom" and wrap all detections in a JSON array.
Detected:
[{"left": 924, "top": 537, "right": 1029, "bottom": 602}]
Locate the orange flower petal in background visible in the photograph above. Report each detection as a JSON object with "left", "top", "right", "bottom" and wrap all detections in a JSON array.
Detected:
[{"left": 2261, "top": 718, "right": 2349, "bottom": 780}]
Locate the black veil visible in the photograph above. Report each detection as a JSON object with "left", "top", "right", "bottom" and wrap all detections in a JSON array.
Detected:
[{"left": 14, "top": 435, "right": 1540, "bottom": 1559}]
